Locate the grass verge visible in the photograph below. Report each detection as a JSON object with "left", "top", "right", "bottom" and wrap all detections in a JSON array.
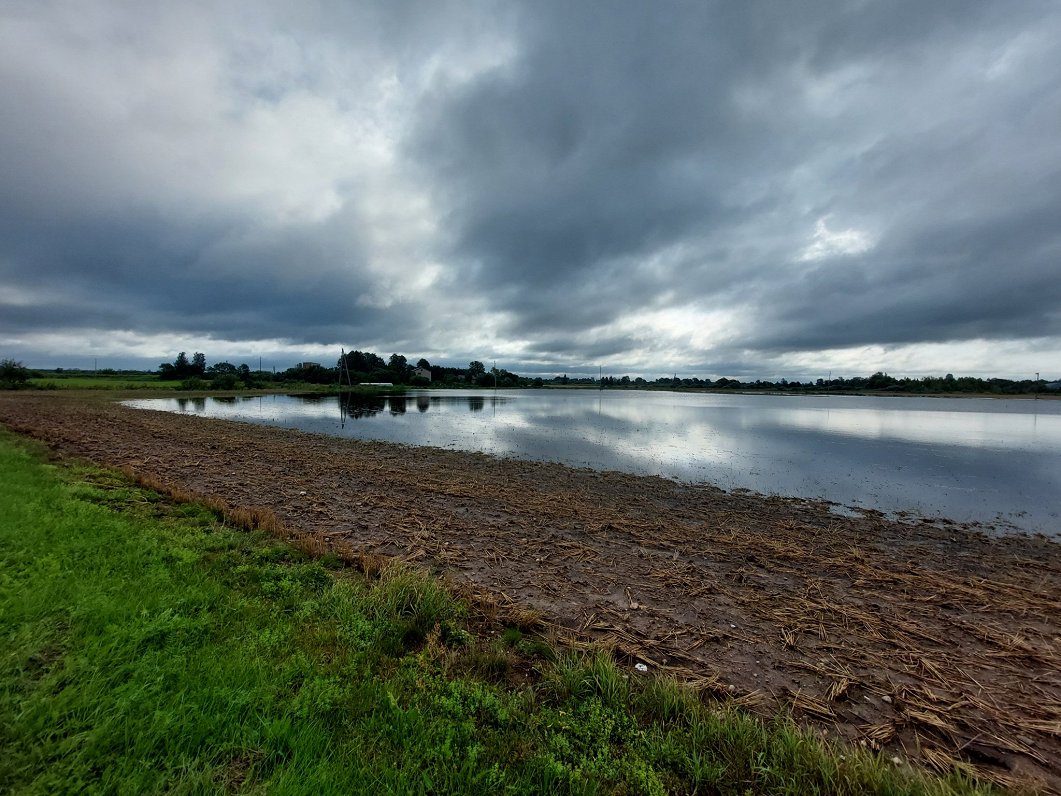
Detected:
[{"left": 0, "top": 429, "right": 999, "bottom": 795}]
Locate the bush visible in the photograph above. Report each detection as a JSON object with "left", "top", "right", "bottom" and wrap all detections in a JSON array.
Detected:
[
  {"left": 0, "top": 359, "right": 31, "bottom": 389},
  {"left": 210, "top": 373, "right": 240, "bottom": 390}
]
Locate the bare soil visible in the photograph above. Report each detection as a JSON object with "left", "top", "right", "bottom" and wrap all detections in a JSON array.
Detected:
[{"left": 2, "top": 392, "right": 1058, "bottom": 792}]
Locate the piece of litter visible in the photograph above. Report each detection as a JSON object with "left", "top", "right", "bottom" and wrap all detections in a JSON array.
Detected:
[
  {"left": 881, "top": 695, "right": 892, "bottom": 704},
  {"left": 634, "top": 663, "right": 649, "bottom": 673},
  {"left": 891, "top": 756, "right": 902, "bottom": 766},
  {"left": 299, "top": 490, "right": 307, "bottom": 496},
  {"left": 730, "top": 624, "right": 736, "bottom": 629}
]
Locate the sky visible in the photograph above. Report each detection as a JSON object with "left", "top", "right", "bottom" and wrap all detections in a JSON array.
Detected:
[{"left": 1, "top": 1, "right": 1059, "bottom": 381}]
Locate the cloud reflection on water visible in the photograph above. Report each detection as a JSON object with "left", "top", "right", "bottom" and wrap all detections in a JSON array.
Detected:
[{"left": 127, "top": 390, "right": 1061, "bottom": 535}]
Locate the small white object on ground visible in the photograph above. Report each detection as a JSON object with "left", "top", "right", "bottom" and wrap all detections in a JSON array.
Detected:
[{"left": 634, "top": 663, "right": 648, "bottom": 673}]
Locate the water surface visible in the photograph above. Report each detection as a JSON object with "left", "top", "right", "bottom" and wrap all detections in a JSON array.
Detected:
[{"left": 125, "top": 390, "right": 1061, "bottom": 536}]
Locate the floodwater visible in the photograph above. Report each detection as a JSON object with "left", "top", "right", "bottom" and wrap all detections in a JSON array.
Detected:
[{"left": 125, "top": 390, "right": 1061, "bottom": 536}]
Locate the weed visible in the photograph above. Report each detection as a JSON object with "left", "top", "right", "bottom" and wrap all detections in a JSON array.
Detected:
[
  {"left": 633, "top": 674, "right": 696, "bottom": 726},
  {"left": 501, "top": 626, "right": 523, "bottom": 647},
  {"left": 462, "top": 641, "right": 515, "bottom": 682}
]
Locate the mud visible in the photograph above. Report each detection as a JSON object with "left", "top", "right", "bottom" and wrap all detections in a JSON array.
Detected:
[{"left": 2, "top": 391, "right": 1058, "bottom": 792}]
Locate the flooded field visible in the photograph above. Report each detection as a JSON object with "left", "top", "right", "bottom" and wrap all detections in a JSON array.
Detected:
[{"left": 127, "top": 390, "right": 1061, "bottom": 535}]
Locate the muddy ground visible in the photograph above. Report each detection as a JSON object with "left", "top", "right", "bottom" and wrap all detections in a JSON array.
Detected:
[{"left": 2, "top": 392, "right": 1058, "bottom": 792}]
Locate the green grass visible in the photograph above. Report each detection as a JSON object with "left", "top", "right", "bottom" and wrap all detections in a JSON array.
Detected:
[
  {"left": 27, "top": 373, "right": 185, "bottom": 390},
  {"left": 23, "top": 373, "right": 407, "bottom": 394},
  {"left": 0, "top": 429, "right": 999, "bottom": 795}
]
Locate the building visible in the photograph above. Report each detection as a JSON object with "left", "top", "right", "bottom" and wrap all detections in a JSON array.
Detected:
[{"left": 413, "top": 366, "right": 432, "bottom": 382}]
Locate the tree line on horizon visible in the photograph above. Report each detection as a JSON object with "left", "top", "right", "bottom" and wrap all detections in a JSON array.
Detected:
[
  {"left": 591, "top": 370, "right": 1054, "bottom": 395},
  {"left": 337, "top": 350, "right": 524, "bottom": 388},
  {"left": 1, "top": 352, "right": 1055, "bottom": 396},
  {"left": 153, "top": 350, "right": 528, "bottom": 389},
  {"left": 154, "top": 350, "right": 1056, "bottom": 396}
]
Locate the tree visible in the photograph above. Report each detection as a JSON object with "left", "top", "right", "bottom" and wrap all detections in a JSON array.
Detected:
[
  {"left": 467, "top": 360, "right": 486, "bottom": 383},
  {"left": 416, "top": 358, "right": 431, "bottom": 370},
  {"left": 388, "top": 354, "right": 408, "bottom": 383},
  {"left": 207, "top": 362, "right": 237, "bottom": 376},
  {"left": 342, "top": 350, "right": 363, "bottom": 373},
  {"left": 0, "top": 359, "right": 30, "bottom": 388},
  {"left": 867, "top": 371, "right": 895, "bottom": 390},
  {"left": 174, "top": 352, "right": 190, "bottom": 374},
  {"left": 341, "top": 350, "right": 382, "bottom": 377},
  {"left": 162, "top": 351, "right": 206, "bottom": 379}
]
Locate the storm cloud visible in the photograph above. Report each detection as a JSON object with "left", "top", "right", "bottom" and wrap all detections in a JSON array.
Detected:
[{"left": 1, "top": 0, "right": 1059, "bottom": 378}]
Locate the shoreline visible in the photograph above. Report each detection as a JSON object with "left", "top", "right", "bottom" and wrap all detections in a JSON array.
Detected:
[
  {"left": 123, "top": 387, "right": 1060, "bottom": 538},
  {"left": 2, "top": 391, "right": 1059, "bottom": 790},
  {"left": 21, "top": 375, "right": 1061, "bottom": 401}
]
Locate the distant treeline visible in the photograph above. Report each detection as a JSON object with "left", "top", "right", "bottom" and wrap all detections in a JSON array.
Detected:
[
  {"left": 592, "top": 371, "right": 1055, "bottom": 395},
  {"left": 154, "top": 351, "right": 534, "bottom": 389},
  {"left": 6, "top": 352, "right": 1053, "bottom": 395},
  {"left": 336, "top": 351, "right": 527, "bottom": 388}
]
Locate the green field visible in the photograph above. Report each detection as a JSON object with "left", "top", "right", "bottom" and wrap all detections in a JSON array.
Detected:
[
  {"left": 27, "top": 372, "right": 186, "bottom": 390},
  {"left": 24, "top": 372, "right": 408, "bottom": 395},
  {"left": 0, "top": 430, "right": 994, "bottom": 794}
]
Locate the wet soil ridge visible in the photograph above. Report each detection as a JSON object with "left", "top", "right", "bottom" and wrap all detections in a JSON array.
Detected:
[{"left": 2, "top": 393, "right": 1059, "bottom": 792}]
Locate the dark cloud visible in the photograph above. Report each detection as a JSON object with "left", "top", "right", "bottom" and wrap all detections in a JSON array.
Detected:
[
  {"left": 1, "top": 1, "right": 1059, "bottom": 376},
  {"left": 406, "top": 0, "right": 1061, "bottom": 373}
]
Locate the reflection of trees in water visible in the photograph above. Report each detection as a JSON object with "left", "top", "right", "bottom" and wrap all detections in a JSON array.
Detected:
[
  {"left": 338, "top": 393, "right": 387, "bottom": 419},
  {"left": 176, "top": 397, "right": 208, "bottom": 412},
  {"left": 337, "top": 392, "right": 507, "bottom": 418}
]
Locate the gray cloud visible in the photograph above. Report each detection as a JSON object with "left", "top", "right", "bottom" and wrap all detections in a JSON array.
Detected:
[{"left": 1, "top": 1, "right": 1059, "bottom": 377}]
